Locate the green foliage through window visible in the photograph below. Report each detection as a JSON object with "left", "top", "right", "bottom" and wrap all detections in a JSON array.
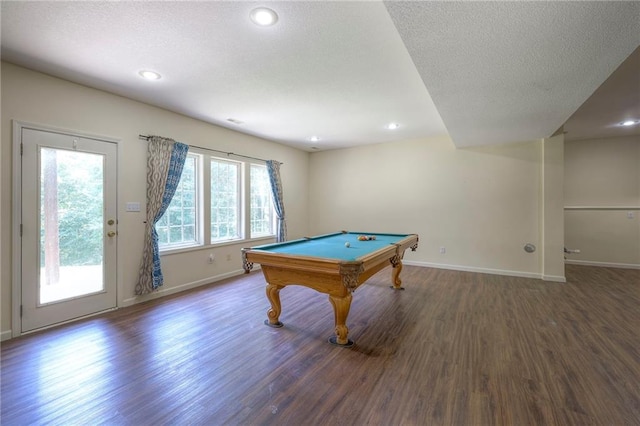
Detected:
[
  {"left": 211, "top": 159, "right": 239, "bottom": 241},
  {"left": 39, "top": 148, "right": 104, "bottom": 267},
  {"left": 250, "top": 165, "right": 273, "bottom": 236},
  {"left": 157, "top": 155, "right": 197, "bottom": 248},
  {"left": 156, "top": 150, "right": 275, "bottom": 252}
]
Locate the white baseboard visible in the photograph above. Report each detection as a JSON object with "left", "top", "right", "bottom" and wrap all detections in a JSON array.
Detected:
[
  {"left": 1, "top": 329, "right": 13, "bottom": 342},
  {"left": 542, "top": 274, "right": 567, "bottom": 283},
  {"left": 2, "top": 269, "right": 254, "bottom": 341},
  {"left": 403, "top": 260, "right": 565, "bottom": 282},
  {"left": 121, "top": 269, "right": 247, "bottom": 307},
  {"left": 565, "top": 259, "right": 640, "bottom": 270}
]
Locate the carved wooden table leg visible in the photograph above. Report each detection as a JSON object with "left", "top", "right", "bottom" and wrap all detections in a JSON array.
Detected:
[
  {"left": 390, "top": 255, "right": 405, "bottom": 290},
  {"left": 328, "top": 292, "right": 353, "bottom": 347},
  {"left": 264, "top": 283, "right": 284, "bottom": 328}
]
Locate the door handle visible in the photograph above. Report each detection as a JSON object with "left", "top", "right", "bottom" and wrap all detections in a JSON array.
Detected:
[{"left": 107, "top": 231, "right": 117, "bottom": 237}]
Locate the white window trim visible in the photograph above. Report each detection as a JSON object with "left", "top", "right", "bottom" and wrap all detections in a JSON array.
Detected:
[
  {"left": 158, "top": 150, "right": 276, "bottom": 255},
  {"left": 158, "top": 152, "right": 203, "bottom": 252},
  {"left": 249, "top": 163, "right": 276, "bottom": 239},
  {"left": 210, "top": 156, "right": 243, "bottom": 243}
]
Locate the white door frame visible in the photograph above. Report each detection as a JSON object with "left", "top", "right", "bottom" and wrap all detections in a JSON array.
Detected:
[{"left": 12, "top": 121, "right": 121, "bottom": 337}]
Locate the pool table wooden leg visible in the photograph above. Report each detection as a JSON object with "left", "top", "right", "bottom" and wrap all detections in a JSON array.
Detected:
[
  {"left": 390, "top": 255, "right": 405, "bottom": 290},
  {"left": 328, "top": 293, "right": 353, "bottom": 347},
  {"left": 264, "top": 283, "right": 284, "bottom": 328}
]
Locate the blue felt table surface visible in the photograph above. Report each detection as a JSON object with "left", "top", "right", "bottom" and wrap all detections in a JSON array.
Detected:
[{"left": 250, "top": 232, "right": 411, "bottom": 261}]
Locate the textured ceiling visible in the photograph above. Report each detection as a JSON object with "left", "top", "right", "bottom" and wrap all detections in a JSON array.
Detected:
[
  {"left": 1, "top": 1, "right": 639, "bottom": 151},
  {"left": 385, "top": 1, "right": 640, "bottom": 147}
]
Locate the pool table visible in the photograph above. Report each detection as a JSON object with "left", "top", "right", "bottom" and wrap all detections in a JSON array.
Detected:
[{"left": 242, "top": 231, "right": 419, "bottom": 346}]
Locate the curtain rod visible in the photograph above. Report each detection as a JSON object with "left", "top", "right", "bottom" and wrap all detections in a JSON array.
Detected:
[{"left": 138, "top": 134, "right": 282, "bottom": 164}]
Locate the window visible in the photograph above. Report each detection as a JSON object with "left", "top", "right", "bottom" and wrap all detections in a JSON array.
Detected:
[
  {"left": 250, "top": 164, "right": 274, "bottom": 236},
  {"left": 211, "top": 159, "right": 240, "bottom": 242},
  {"left": 157, "top": 151, "right": 275, "bottom": 252},
  {"left": 157, "top": 154, "right": 198, "bottom": 249}
]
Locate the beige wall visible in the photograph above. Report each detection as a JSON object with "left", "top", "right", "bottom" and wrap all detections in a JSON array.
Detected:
[
  {"left": 542, "top": 135, "right": 566, "bottom": 280},
  {"left": 1, "top": 62, "right": 310, "bottom": 337},
  {"left": 564, "top": 136, "right": 640, "bottom": 267},
  {"left": 1, "top": 61, "right": 570, "bottom": 338},
  {"left": 308, "top": 136, "right": 565, "bottom": 279}
]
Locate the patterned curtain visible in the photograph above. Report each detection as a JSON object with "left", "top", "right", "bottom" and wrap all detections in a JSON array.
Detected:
[
  {"left": 135, "top": 136, "right": 189, "bottom": 295},
  {"left": 266, "top": 160, "right": 287, "bottom": 242}
]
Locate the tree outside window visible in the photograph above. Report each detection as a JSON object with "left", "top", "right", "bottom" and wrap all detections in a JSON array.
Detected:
[
  {"left": 250, "top": 164, "right": 273, "bottom": 237},
  {"left": 157, "top": 154, "right": 197, "bottom": 248},
  {"left": 211, "top": 159, "right": 240, "bottom": 242},
  {"left": 156, "top": 151, "right": 275, "bottom": 252}
]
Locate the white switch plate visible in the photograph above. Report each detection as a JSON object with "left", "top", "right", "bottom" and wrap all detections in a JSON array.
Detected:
[{"left": 126, "top": 202, "right": 141, "bottom": 212}]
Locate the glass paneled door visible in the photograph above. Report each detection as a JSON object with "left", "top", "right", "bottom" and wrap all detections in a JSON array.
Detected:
[{"left": 20, "top": 128, "right": 117, "bottom": 332}]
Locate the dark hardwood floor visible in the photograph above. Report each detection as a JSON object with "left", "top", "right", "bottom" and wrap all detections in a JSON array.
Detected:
[{"left": 1, "top": 264, "right": 639, "bottom": 425}]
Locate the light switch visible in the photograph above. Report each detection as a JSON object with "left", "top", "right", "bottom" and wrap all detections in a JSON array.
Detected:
[{"left": 126, "top": 202, "right": 141, "bottom": 212}]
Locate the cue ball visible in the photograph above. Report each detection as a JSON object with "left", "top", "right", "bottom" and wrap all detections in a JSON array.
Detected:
[{"left": 345, "top": 242, "right": 350, "bottom": 248}]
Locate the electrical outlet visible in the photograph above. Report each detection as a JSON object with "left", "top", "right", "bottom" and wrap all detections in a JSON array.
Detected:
[
  {"left": 627, "top": 211, "right": 635, "bottom": 219},
  {"left": 208, "top": 253, "right": 215, "bottom": 264},
  {"left": 226, "top": 254, "right": 231, "bottom": 261},
  {"left": 439, "top": 246, "right": 446, "bottom": 254}
]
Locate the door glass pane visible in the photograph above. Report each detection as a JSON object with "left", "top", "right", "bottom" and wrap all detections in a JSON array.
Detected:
[{"left": 39, "top": 148, "right": 105, "bottom": 304}]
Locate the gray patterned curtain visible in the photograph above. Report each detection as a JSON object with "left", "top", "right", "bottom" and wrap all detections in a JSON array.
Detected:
[
  {"left": 266, "top": 160, "right": 286, "bottom": 242},
  {"left": 135, "top": 136, "right": 189, "bottom": 295}
]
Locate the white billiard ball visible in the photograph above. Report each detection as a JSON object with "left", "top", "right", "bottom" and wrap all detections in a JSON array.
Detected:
[{"left": 345, "top": 242, "right": 350, "bottom": 248}]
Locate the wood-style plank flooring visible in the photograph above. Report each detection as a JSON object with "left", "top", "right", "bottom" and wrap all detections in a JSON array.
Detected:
[{"left": 1, "top": 264, "right": 639, "bottom": 425}]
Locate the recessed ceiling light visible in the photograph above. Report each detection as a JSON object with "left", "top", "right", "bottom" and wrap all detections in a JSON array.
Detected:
[
  {"left": 309, "top": 136, "right": 321, "bottom": 142},
  {"left": 227, "top": 118, "right": 244, "bottom": 125},
  {"left": 620, "top": 119, "right": 639, "bottom": 126},
  {"left": 386, "top": 123, "right": 400, "bottom": 130},
  {"left": 138, "top": 70, "right": 161, "bottom": 80},
  {"left": 250, "top": 7, "right": 278, "bottom": 26}
]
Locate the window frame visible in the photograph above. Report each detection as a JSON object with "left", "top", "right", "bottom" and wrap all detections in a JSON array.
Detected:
[
  {"left": 249, "top": 163, "right": 276, "bottom": 238},
  {"left": 157, "top": 149, "right": 276, "bottom": 254},
  {"left": 210, "top": 156, "right": 242, "bottom": 243},
  {"left": 156, "top": 152, "right": 202, "bottom": 252}
]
